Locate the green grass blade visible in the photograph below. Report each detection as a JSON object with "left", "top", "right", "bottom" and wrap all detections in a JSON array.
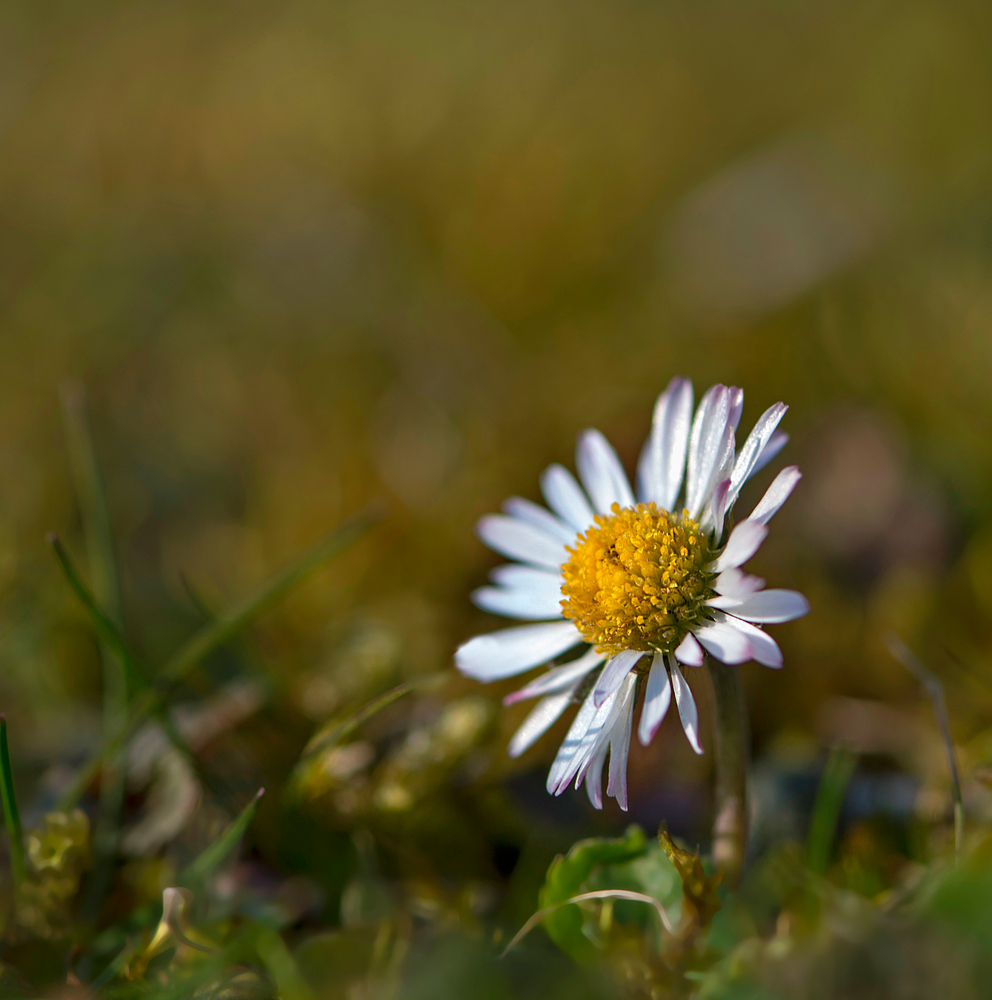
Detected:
[
  {"left": 59, "top": 385, "right": 122, "bottom": 621},
  {"left": 0, "top": 716, "right": 26, "bottom": 889},
  {"left": 57, "top": 503, "right": 383, "bottom": 812},
  {"left": 255, "top": 926, "right": 317, "bottom": 1000},
  {"left": 56, "top": 687, "right": 158, "bottom": 812},
  {"left": 807, "top": 745, "right": 857, "bottom": 876},
  {"left": 887, "top": 634, "right": 964, "bottom": 860},
  {"left": 60, "top": 383, "right": 130, "bottom": 694},
  {"left": 299, "top": 672, "right": 446, "bottom": 763},
  {"left": 182, "top": 788, "right": 265, "bottom": 885},
  {"left": 48, "top": 533, "right": 141, "bottom": 689},
  {"left": 60, "top": 385, "right": 132, "bottom": 921},
  {"left": 159, "top": 500, "right": 384, "bottom": 686},
  {"left": 87, "top": 942, "right": 132, "bottom": 993}
]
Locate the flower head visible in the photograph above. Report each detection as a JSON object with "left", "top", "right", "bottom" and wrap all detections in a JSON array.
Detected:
[{"left": 456, "top": 378, "right": 808, "bottom": 810}]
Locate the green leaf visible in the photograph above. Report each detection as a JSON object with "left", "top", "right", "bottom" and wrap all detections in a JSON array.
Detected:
[
  {"left": 538, "top": 825, "right": 648, "bottom": 964},
  {"left": 0, "top": 717, "right": 24, "bottom": 889},
  {"left": 181, "top": 787, "right": 265, "bottom": 885}
]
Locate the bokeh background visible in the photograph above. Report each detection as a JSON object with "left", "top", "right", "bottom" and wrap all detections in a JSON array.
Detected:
[{"left": 2, "top": 1, "right": 992, "bottom": 996}]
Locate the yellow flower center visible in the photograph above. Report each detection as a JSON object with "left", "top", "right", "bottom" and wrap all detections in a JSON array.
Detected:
[{"left": 560, "top": 503, "right": 713, "bottom": 658}]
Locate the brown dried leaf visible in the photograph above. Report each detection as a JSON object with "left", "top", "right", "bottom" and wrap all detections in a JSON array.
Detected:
[{"left": 658, "top": 825, "right": 722, "bottom": 930}]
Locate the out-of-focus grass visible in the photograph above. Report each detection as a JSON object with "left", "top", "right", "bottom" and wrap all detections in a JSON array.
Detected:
[{"left": 0, "top": 0, "right": 990, "bottom": 996}]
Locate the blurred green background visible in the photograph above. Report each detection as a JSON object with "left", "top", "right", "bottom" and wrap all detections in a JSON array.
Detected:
[{"left": 2, "top": 1, "right": 992, "bottom": 996}]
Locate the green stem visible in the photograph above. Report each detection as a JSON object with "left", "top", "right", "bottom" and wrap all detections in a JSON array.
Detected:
[{"left": 707, "top": 657, "right": 749, "bottom": 886}]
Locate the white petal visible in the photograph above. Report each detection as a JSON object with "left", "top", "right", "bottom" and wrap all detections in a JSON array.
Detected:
[
  {"left": 727, "top": 387, "right": 744, "bottom": 433},
  {"left": 503, "top": 647, "right": 605, "bottom": 704},
  {"left": 704, "top": 386, "right": 744, "bottom": 520},
  {"left": 700, "top": 476, "right": 732, "bottom": 537},
  {"left": 749, "top": 466, "right": 801, "bottom": 525},
  {"left": 709, "top": 588, "right": 809, "bottom": 623},
  {"left": 685, "top": 385, "right": 725, "bottom": 512},
  {"left": 751, "top": 430, "right": 789, "bottom": 476},
  {"left": 593, "top": 648, "right": 643, "bottom": 707},
  {"left": 693, "top": 620, "right": 753, "bottom": 665},
  {"left": 490, "top": 563, "right": 564, "bottom": 597},
  {"left": 507, "top": 690, "right": 574, "bottom": 758},
  {"left": 540, "top": 464, "right": 596, "bottom": 532},
  {"left": 711, "top": 519, "right": 768, "bottom": 572},
  {"left": 472, "top": 584, "right": 563, "bottom": 620},
  {"left": 713, "top": 567, "right": 765, "bottom": 600},
  {"left": 606, "top": 683, "right": 636, "bottom": 811},
  {"left": 502, "top": 496, "right": 576, "bottom": 546},
  {"left": 546, "top": 685, "right": 621, "bottom": 795},
  {"left": 674, "top": 631, "right": 705, "bottom": 667},
  {"left": 576, "top": 429, "right": 635, "bottom": 514},
  {"left": 584, "top": 746, "right": 607, "bottom": 809},
  {"left": 477, "top": 514, "right": 567, "bottom": 570},
  {"left": 712, "top": 612, "right": 783, "bottom": 668},
  {"left": 455, "top": 621, "right": 581, "bottom": 681},
  {"left": 669, "top": 657, "right": 703, "bottom": 755},
  {"left": 686, "top": 386, "right": 739, "bottom": 520},
  {"left": 575, "top": 675, "right": 636, "bottom": 790},
  {"left": 637, "top": 652, "right": 672, "bottom": 745},
  {"left": 727, "top": 403, "right": 788, "bottom": 508},
  {"left": 635, "top": 377, "right": 694, "bottom": 511}
]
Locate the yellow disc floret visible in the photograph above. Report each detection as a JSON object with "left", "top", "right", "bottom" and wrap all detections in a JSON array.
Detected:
[{"left": 560, "top": 503, "right": 713, "bottom": 658}]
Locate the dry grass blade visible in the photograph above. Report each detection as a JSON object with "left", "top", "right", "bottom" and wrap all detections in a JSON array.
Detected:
[
  {"left": 886, "top": 634, "right": 964, "bottom": 859},
  {"left": 500, "top": 889, "right": 676, "bottom": 958}
]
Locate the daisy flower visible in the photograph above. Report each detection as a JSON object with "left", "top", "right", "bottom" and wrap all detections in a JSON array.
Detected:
[{"left": 455, "top": 378, "right": 808, "bottom": 810}]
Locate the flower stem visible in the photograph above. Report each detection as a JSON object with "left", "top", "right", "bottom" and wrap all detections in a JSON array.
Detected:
[{"left": 708, "top": 657, "right": 749, "bottom": 886}]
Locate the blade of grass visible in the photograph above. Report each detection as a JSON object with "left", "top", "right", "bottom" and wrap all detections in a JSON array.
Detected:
[
  {"left": 86, "top": 941, "right": 133, "bottom": 994},
  {"left": 60, "top": 383, "right": 129, "bottom": 687},
  {"left": 500, "top": 889, "right": 676, "bottom": 958},
  {"left": 807, "top": 745, "right": 857, "bottom": 876},
  {"left": 255, "top": 926, "right": 317, "bottom": 1000},
  {"left": 159, "top": 501, "right": 384, "bottom": 687},
  {"left": 59, "top": 385, "right": 122, "bottom": 616},
  {"left": 58, "top": 502, "right": 383, "bottom": 811},
  {"left": 887, "top": 634, "right": 964, "bottom": 859},
  {"left": 0, "top": 716, "right": 26, "bottom": 889},
  {"left": 181, "top": 788, "right": 265, "bottom": 885},
  {"left": 51, "top": 535, "right": 211, "bottom": 787},
  {"left": 179, "top": 574, "right": 271, "bottom": 705},
  {"left": 300, "top": 672, "right": 447, "bottom": 762},
  {"left": 49, "top": 534, "right": 140, "bottom": 686},
  {"left": 57, "top": 385, "right": 130, "bottom": 921}
]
